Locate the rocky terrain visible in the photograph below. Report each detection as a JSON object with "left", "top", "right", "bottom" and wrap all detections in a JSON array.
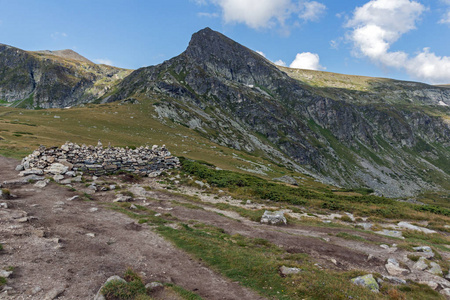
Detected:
[{"left": 1, "top": 149, "right": 450, "bottom": 299}]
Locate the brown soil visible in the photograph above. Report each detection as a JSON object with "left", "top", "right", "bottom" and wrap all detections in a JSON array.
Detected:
[{"left": 0, "top": 156, "right": 264, "bottom": 299}]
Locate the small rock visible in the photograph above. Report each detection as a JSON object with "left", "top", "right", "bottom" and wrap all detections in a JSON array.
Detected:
[
  {"left": 351, "top": 274, "right": 379, "bottom": 292},
  {"left": 46, "top": 163, "right": 68, "bottom": 175},
  {"left": 440, "top": 288, "right": 450, "bottom": 297},
  {"left": 0, "top": 270, "right": 13, "bottom": 278},
  {"left": 154, "top": 213, "right": 162, "bottom": 217},
  {"left": 66, "top": 195, "right": 79, "bottom": 201},
  {"left": 387, "top": 258, "right": 399, "bottom": 267},
  {"left": 88, "top": 185, "right": 97, "bottom": 191},
  {"left": 34, "top": 180, "right": 50, "bottom": 188},
  {"left": 30, "top": 286, "right": 42, "bottom": 295},
  {"left": 413, "top": 246, "right": 434, "bottom": 258},
  {"left": 130, "top": 204, "right": 137, "bottom": 209},
  {"left": 113, "top": 194, "right": 132, "bottom": 202},
  {"left": 19, "top": 169, "right": 44, "bottom": 176},
  {"left": 446, "top": 271, "right": 450, "bottom": 280},
  {"left": 109, "top": 185, "right": 116, "bottom": 190},
  {"left": 16, "top": 217, "right": 29, "bottom": 223},
  {"left": 246, "top": 200, "right": 252, "bottom": 205},
  {"left": 0, "top": 202, "right": 8, "bottom": 209},
  {"left": 65, "top": 171, "right": 75, "bottom": 177},
  {"left": 145, "top": 282, "right": 164, "bottom": 291},
  {"left": 43, "top": 286, "right": 66, "bottom": 300},
  {"left": 280, "top": 266, "right": 302, "bottom": 276},
  {"left": 427, "top": 262, "right": 443, "bottom": 276},
  {"left": 380, "top": 244, "right": 389, "bottom": 249},
  {"left": 330, "top": 259, "right": 337, "bottom": 265},
  {"left": 33, "top": 229, "right": 46, "bottom": 238},
  {"left": 382, "top": 276, "right": 407, "bottom": 285},
  {"left": 413, "top": 257, "right": 429, "bottom": 271},
  {"left": 86, "top": 233, "right": 95, "bottom": 238},
  {"left": 15, "top": 165, "right": 24, "bottom": 171},
  {"left": 385, "top": 262, "right": 410, "bottom": 276},
  {"left": 89, "top": 207, "right": 98, "bottom": 212},
  {"left": 260, "top": 210, "right": 287, "bottom": 225},
  {"left": 92, "top": 176, "right": 99, "bottom": 181}
]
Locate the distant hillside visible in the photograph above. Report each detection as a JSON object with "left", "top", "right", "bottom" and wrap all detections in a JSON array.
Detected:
[{"left": 0, "top": 43, "right": 131, "bottom": 108}]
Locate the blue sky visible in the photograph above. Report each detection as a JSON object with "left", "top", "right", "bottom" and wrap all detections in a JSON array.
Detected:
[{"left": 1, "top": 0, "right": 450, "bottom": 84}]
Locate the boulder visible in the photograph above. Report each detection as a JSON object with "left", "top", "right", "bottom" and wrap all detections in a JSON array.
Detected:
[
  {"left": 440, "top": 288, "right": 450, "bottom": 298},
  {"left": 385, "top": 260, "right": 410, "bottom": 276},
  {"left": 260, "top": 210, "right": 287, "bottom": 225},
  {"left": 34, "top": 180, "right": 49, "bottom": 188},
  {"left": 351, "top": 274, "right": 379, "bottom": 292},
  {"left": 279, "top": 266, "right": 302, "bottom": 276}
]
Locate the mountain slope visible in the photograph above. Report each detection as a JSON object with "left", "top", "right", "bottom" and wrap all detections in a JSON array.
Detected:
[
  {"left": 0, "top": 43, "right": 131, "bottom": 108},
  {"left": 107, "top": 27, "right": 450, "bottom": 197}
]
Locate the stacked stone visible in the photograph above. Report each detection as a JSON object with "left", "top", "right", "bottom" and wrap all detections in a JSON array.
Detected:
[{"left": 18, "top": 141, "right": 180, "bottom": 177}]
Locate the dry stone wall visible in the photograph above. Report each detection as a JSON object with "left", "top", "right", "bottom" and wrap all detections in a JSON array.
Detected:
[{"left": 17, "top": 141, "right": 180, "bottom": 177}]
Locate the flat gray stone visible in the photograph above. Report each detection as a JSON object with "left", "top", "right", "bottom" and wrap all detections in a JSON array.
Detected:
[
  {"left": 398, "top": 222, "right": 436, "bottom": 234},
  {"left": 385, "top": 263, "right": 410, "bottom": 276},
  {"left": 375, "top": 229, "right": 404, "bottom": 239},
  {"left": 427, "top": 262, "right": 443, "bottom": 276},
  {"left": 413, "top": 257, "right": 429, "bottom": 271}
]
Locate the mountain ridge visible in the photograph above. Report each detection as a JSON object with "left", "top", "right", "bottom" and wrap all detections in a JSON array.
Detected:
[{"left": 105, "top": 27, "right": 450, "bottom": 197}]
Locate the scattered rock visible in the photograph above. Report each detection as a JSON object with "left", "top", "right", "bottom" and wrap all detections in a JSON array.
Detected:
[
  {"left": 413, "top": 257, "right": 429, "bottom": 271},
  {"left": 279, "top": 266, "right": 302, "bottom": 276},
  {"left": 113, "top": 194, "right": 132, "bottom": 202},
  {"left": 375, "top": 229, "right": 404, "bottom": 239},
  {"left": 427, "top": 262, "right": 443, "bottom": 276},
  {"left": 34, "top": 179, "right": 50, "bottom": 188},
  {"left": 0, "top": 202, "right": 8, "bottom": 209},
  {"left": 382, "top": 276, "right": 407, "bottom": 285},
  {"left": 0, "top": 269, "right": 13, "bottom": 278},
  {"left": 413, "top": 246, "right": 434, "bottom": 258},
  {"left": 351, "top": 274, "right": 379, "bottom": 292},
  {"left": 385, "top": 260, "right": 410, "bottom": 276},
  {"left": 397, "top": 222, "right": 436, "bottom": 234},
  {"left": 260, "top": 210, "right": 287, "bottom": 225},
  {"left": 145, "top": 282, "right": 164, "bottom": 291},
  {"left": 66, "top": 195, "right": 79, "bottom": 201}
]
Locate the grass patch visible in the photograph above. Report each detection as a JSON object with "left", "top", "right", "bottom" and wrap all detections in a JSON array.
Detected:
[
  {"left": 335, "top": 232, "right": 368, "bottom": 242},
  {"left": 165, "top": 283, "right": 203, "bottom": 300},
  {"left": 101, "top": 268, "right": 147, "bottom": 299}
]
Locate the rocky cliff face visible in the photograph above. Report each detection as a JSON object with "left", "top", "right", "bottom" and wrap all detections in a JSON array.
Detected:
[
  {"left": 0, "top": 44, "right": 131, "bottom": 108},
  {"left": 108, "top": 28, "right": 450, "bottom": 197}
]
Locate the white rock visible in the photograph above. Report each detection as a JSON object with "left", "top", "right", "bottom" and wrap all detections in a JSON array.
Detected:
[
  {"left": 86, "top": 233, "right": 95, "bottom": 238},
  {"left": 440, "top": 288, "right": 450, "bottom": 297},
  {"left": 427, "top": 262, "right": 443, "bottom": 276},
  {"left": 113, "top": 194, "right": 132, "bottom": 202},
  {"left": 34, "top": 180, "right": 49, "bottom": 188},
  {"left": 89, "top": 207, "right": 98, "bottom": 212},
  {"left": 398, "top": 222, "right": 436, "bottom": 234},
  {"left": 380, "top": 244, "right": 389, "bottom": 249},
  {"left": 0, "top": 270, "right": 13, "bottom": 278},
  {"left": 0, "top": 203, "right": 8, "bottom": 208},
  {"left": 260, "top": 210, "right": 287, "bottom": 225},
  {"left": 280, "top": 266, "right": 302, "bottom": 276},
  {"left": 385, "top": 263, "right": 410, "bottom": 276},
  {"left": 53, "top": 174, "right": 64, "bottom": 182},
  {"left": 66, "top": 195, "right": 79, "bottom": 201},
  {"left": 46, "top": 163, "right": 68, "bottom": 175},
  {"left": 413, "top": 257, "right": 429, "bottom": 271}
]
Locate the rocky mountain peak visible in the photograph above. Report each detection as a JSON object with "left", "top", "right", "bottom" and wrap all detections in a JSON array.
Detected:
[{"left": 184, "top": 27, "right": 285, "bottom": 85}]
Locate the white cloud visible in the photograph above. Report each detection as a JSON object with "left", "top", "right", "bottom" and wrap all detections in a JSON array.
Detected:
[
  {"left": 274, "top": 59, "right": 287, "bottom": 67},
  {"left": 289, "top": 52, "right": 325, "bottom": 70},
  {"left": 256, "top": 50, "right": 266, "bottom": 57},
  {"left": 94, "top": 58, "right": 113, "bottom": 66},
  {"left": 197, "top": 0, "right": 326, "bottom": 31},
  {"left": 298, "top": 1, "right": 326, "bottom": 21},
  {"left": 347, "top": 0, "right": 450, "bottom": 83},
  {"left": 197, "top": 12, "right": 219, "bottom": 18},
  {"left": 440, "top": 10, "right": 450, "bottom": 24},
  {"left": 51, "top": 32, "right": 68, "bottom": 39}
]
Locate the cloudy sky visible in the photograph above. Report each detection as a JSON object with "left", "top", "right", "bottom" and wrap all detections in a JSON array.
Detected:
[{"left": 1, "top": 0, "right": 450, "bottom": 84}]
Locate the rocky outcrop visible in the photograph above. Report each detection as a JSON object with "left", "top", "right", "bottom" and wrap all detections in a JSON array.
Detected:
[{"left": 18, "top": 142, "right": 179, "bottom": 177}]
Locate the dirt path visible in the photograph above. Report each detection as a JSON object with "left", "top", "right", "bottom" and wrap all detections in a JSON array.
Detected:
[{"left": 0, "top": 156, "right": 265, "bottom": 300}]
